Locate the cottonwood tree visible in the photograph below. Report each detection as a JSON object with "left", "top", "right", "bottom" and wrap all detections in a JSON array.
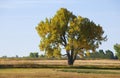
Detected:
[{"left": 36, "top": 8, "right": 106, "bottom": 65}]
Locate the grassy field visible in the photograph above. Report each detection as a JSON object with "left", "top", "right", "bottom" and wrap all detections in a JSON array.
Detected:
[
  {"left": 0, "top": 59, "right": 120, "bottom": 78},
  {"left": 0, "top": 68, "right": 120, "bottom": 78},
  {"left": 0, "top": 59, "right": 120, "bottom": 68},
  {"left": 1, "top": 59, "right": 120, "bottom": 66}
]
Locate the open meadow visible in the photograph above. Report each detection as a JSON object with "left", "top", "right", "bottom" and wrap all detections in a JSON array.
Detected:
[{"left": 0, "top": 59, "right": 120, "bottom": 78}]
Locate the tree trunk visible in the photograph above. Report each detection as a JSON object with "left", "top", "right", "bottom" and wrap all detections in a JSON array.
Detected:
[
  {"left": 66, "top": 51, "right": 75, "bottom": 65},
  {"left": 68, "top": 57, "right": 74, "bottom": 65}
]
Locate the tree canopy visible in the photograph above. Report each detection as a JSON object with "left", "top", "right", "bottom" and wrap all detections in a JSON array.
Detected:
[{"left": 36, "top": 8, "right": 106, "bottom": 65}]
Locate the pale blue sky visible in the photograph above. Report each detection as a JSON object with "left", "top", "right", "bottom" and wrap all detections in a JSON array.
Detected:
[{"left": 0, "top": 0, "right": 120, "bottom": 57}]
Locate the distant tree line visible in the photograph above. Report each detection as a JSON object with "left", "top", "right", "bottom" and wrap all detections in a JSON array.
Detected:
[
  {"left": 29, "top": 52, "right": 39, "bottom": 58},
  {"left": 83, "top": 50, "right": 117, "bottom": 59},
  {"left": 0, "top": 51, "right": 117, "bottom": 60}
]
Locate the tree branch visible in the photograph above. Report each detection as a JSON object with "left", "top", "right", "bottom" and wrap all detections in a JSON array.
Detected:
[{"left": 60, "top": 35, "right": 67, "bottom": 46}]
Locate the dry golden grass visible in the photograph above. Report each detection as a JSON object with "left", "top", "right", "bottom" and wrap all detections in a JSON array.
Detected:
[
  {"left": 0, "top": 59, "right": 120, "bottom": 67},
  {"left": 0, "top": 59, "right": 68, "bottom": 65},
  {"left": 0, "top": 59, "right": 120, "bottom": 69},
  {"left": 0, "top": 69, "right": 120, "bottom": 78},
  {"left": 0, "top": 59, "right": 120, "bottom": 66},
  {"left": 0, "top": 59, "right": 120, "bottom": 78}
]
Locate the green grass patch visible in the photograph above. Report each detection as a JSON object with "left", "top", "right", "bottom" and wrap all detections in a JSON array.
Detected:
[{"left": 60, "top": 69, "right": 120, "bottom": 74}]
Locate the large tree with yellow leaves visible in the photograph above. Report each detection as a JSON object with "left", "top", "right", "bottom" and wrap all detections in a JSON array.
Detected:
[{"left": 36, "top": 8, "right": 106, "bottom": 65}]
